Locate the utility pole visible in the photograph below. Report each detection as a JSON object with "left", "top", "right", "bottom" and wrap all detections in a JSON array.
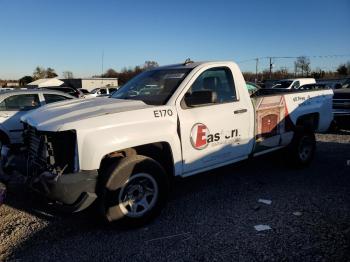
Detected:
[
  {"left": 269, "top": 57, "right": 272, "bottom": 79},
  {"left": 255, "top": 58, "right": 259, "bottom": 83},
  {"left": 101, "top": 50, "right": 104, "bottom": 86}
]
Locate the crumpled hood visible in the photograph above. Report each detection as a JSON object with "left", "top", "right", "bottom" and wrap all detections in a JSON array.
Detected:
[{"left": 21, "top": 97, "right": 150, "bottom": 131}]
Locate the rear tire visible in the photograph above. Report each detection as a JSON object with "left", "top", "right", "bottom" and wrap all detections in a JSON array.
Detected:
[
  {"left": 98, "top": 155, "right": 168, "bottom": 227},
  {"left": 0, "top": 135, "right": 10, "bottom": 174},
  {"left": 287, "top": 128, "right": 316, "bottom": 167},
  {"left": 0, "top": 136, "right": 7, "bottom": 151},
  {"left": 0, "top": 181, "right": 6, "bottom": 206}
]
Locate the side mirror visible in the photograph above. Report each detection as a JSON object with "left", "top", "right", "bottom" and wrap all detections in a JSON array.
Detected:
[{"left": 184, "top": 90, "right": 217, "bottom": 107}]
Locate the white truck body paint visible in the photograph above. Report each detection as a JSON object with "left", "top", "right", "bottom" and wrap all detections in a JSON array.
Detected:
[{"left": 282, "top": 90, "right": 333, "bottom": 132}]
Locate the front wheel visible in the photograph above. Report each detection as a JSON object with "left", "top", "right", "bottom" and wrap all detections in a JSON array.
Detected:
[
  {"left": 98, "top": 155, "right": 168, "bottom": 227},
  {"left": 287, "top": 129, "right": 316, "bottom": 167}
]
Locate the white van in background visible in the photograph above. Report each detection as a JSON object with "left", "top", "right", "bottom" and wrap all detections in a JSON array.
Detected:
[{"left": 272, "top": 78, "right": 316, "bottom": 90}]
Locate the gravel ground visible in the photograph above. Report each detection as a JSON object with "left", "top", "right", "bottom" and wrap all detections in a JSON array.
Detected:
[{"left": 0, "top": 132, "right": 350, "bottom": 261}]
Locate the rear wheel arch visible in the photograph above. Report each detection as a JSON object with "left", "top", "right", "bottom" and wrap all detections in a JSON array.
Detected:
[{"left": 296, "top": 113, "right": 319, "bottom": 132}]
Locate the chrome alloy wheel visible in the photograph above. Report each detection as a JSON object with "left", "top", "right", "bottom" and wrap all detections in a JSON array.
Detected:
[{"left": 118, "top": 173, "right": 158, "bottom": 217}]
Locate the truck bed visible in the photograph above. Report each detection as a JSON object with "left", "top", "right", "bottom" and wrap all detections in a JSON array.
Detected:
[{"left": 250, "top": 88, "right": 333, "bottom": 154}]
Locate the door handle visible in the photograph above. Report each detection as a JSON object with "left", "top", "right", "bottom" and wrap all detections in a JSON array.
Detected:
[{"left": 234, "top": 109, "right": 247, "bottom": 114}]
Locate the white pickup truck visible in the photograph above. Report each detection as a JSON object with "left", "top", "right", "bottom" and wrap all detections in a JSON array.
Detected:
[{"left": 21, "top": 61, "right": 333, "bottom": 226}]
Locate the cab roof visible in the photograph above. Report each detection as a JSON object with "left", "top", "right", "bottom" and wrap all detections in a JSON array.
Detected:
[{"left": 156, "top": 60, "right": 234, "bottom": 70}]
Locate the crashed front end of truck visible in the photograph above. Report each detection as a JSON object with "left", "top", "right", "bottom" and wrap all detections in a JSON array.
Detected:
[{"left": 23, "top": 123, "right": 97, "bottom": 212}]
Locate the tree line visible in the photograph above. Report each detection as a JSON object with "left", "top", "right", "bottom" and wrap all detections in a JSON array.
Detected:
[
  {"left": 14, "top": 67, "right": 74, "bottom": 86},
  {"left": 2, "top": 61, "right": 158, "bottom": 87},
  {"left": 1, "top": 59, "right": 349, "bottom": 88},
  {"left": 243, "top": 57, "right": 350, "bottom": 82},
  {"left": 95, "top": 61, "right": 159, "bottom": 85}
]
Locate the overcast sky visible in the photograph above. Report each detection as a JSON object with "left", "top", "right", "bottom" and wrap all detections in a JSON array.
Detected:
[{"left": 0, "top": 0, "right": 349, "bottom": 79}]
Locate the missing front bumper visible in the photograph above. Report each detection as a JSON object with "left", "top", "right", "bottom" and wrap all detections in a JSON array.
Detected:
[{"left": 30, "top": 170, "right": 98, "bottom": 213}]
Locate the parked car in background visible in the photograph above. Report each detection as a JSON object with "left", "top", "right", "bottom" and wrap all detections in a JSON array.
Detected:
[
  {"left": 245, "top": 81, "right": 261, "bottom": 95},
  {"left": 0, "top": 88, "right": 28, "bottom": 92},
  {"left": 0, "top": 88, "right": 15, "bottom": 92},
  {"left": 44, "top": 86, "right": 84, "bottom": 98},
  {"left": 298, "top": 83, "right": 329, "bottom": 90},
  {"left": 333, "top": 82, "right": 350, "bottom": 129},
  {"left": 80, "top": 89, "right": 91, "bottom": 95},
  {"left": 317, "top": 78, "right": 349, "bottom": 90},
  {"left": 0, "top": 90, "right": 75, "bottom": 146},
  {"left": 271, "top": 78, "right": 316, "bottom": 90},
  {"left": 90, "top": 87, "right": 118, "bottom": 97},
  {"left": 79, "top": 89, "right": 96, "bottom": 98}
]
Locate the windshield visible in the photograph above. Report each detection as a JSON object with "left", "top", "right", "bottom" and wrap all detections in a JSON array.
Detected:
[
  {"left": 272, "top": 80, "right": 293, "bottom": 89},
  {"left": 80, "top": 89, "right": 90, "bottom": 94},
  {"left": 111, "top": 68, "right": 191, "bottom": 105},
  {"left": 91, "top": 88, "right": 100, "bottom": 94}
]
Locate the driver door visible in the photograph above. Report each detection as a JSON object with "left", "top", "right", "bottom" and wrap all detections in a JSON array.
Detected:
[{"left": 176, "top": 66, "right": 253, "bottom": 175}]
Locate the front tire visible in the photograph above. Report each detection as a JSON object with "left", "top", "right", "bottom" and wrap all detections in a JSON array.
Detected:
[{"left": 98, "top": 155, "right": 168, "bottom": 227}]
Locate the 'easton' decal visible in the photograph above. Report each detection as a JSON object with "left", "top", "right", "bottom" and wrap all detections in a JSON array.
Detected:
[
  {"left": 190, "top": 123, "right": 210, "bottom": 150},
  {"left": 190, "top": 123, "right": 240, "bottom": 150}
]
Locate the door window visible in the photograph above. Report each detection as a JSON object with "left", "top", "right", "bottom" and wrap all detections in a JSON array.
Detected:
[
  {"left": 44, "top": 94, "right": 71, "bottom": 104},
  {"left": 0, "top": 94, "right": 40, "bottom": 111},
  {"left": 291, "top": 81, "right": 300, "bottom": 89},
  {"left": 100, "top": 89, "right": 107, "bottom": 95},
  {"left": 109, "top": 88, "right": 116, "bottom": 93},
  {"left": 183, "top": 67, "right": 237, "bottom": 107}
]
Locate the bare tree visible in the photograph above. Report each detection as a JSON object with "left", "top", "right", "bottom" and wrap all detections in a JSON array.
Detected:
[
  {"left": 337, "top": 64, "right": 348, "bottom": 76},
  {"left": 143, "top": 61, "right": 159, "bottom": 70},
  {"left": 294, "top": 56, "right": 311, "bottom": 77},
  {"left": 311, "top": 68, "right": 326, "bottom": 79},
  {"left": 62, "top": 71, "right": 74, "bottom": 79},
  {"left": 33, "top": 66, "right": 46, "bottom": 80},
  {"left": 19, "top": 75, "right": 34, "bottom": 86},
  {"left": 46, "top": 67, "right": 58, "bottom": 78},
  {"left": 103, "top": 69, "right": 118, "bottom": 78}
]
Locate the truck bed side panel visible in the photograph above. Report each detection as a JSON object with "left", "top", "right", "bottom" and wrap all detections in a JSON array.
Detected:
[{"left": 251, "top": 89, "right": 333, "bottom": 154}]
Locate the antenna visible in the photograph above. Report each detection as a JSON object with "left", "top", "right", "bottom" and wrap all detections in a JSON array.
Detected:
[{"left": 184, "top": 58, "right": 193, "bottom": 65}]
